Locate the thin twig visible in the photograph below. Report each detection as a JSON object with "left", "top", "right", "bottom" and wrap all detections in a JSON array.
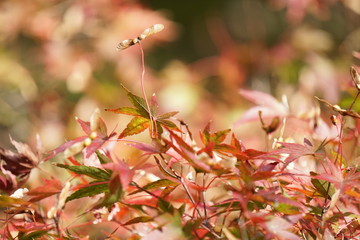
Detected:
[
  {"left": 348, "top": 92, "right": 359, "bottom": 111},
  {"left": 180, "top": 177, "right": 204, "bottom": 220},
  {"left": 202, "top": 174, "right": 208, "bottom": 218},
  {"left": 53, "top": 214, "right": 62, "bottom": 237}
]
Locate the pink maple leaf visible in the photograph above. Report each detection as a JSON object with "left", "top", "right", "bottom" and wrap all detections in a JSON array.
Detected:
[{"left": 235, "top": 89, "right": 288, "bottom": 126}]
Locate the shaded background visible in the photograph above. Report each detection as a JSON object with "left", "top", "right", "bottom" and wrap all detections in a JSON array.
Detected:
[{"left": 0, "top": 0, "right": 360, "bottom": 150}]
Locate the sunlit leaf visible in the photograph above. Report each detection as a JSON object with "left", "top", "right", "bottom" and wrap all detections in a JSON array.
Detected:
[
  {"left": 121, "top": 84, "right": 151, "bottom": 117},
  {"left": 27, "top": 177, "right": 63, "bottom": 202},
  {"left": 157, "top": 111, "right": 179, "bottom": 120},
  {"left": 0, "top": 195, "right": 29, "bottom": 207},
  {"left": 200, "top": 122, "right": 211, "bottom": 145},
  {"left": 272, "top": 202, "right": 300, "bottom": 214},
  {"left": 200, "top": 122, "right": 231, "bottom": 146},
  {"left": 124, "top": 216, "right": 153, "bottom": 225},
  {"left": 56, "top": 164, "right": 111, "bottom": 181},
  {"left": 310, "top": 172, "right": 335, "bottom": 199},
  {"left": 18, "top": 230, "right": 49, "bottom": 240},
  {"left": 119, "top": 116, "right": 150, "bottom": 139},
  {"left": 210, "top": 129, "right": 231, "bottom": 144},
  {"left": 129, "top": 179, "right": 179, "bottom": 195},
  {"left": 105, "top": 107, "right": 143, "bottom": 117},
  {"left": 231, "top": 133, "right": 246, "bottom": 151},
  {"left": 66, "top": 183, "right": 109, "bottom": 202},
  {"left": 158, "top": 119, "right": 180, "bottom": 131}
]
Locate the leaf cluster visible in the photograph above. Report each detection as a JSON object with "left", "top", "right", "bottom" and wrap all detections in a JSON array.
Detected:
[{"left": 2, "top": 69, "right": 360, "bottom": 240}]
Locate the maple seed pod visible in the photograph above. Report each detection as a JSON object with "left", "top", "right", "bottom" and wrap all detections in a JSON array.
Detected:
[
  {"left": 116, "top": 39, "right": 135, "bottom": 51},
  {"left": 139, "top": 24, "right": 164, "bottom": 40},
  {"left": 350, "top": 66, "right": 360, "bottom": 91},
  {"left": 116, "top": 24, "right": 164, "bottom": 51}
]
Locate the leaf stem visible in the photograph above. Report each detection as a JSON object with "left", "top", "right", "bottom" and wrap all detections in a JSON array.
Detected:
[
  {"left": 348, "top": 91, "right": 359, "bottom": 111},
  {"left": 138, "top": 42, "right": 156, "bottom": 138}
]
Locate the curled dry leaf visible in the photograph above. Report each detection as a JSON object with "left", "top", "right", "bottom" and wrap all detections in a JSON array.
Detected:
[
  {"left": 315, "top": 96, "right": 360, "bottom": 119},
  {"left": 350, "top": 66, "right": 360, "bottom": 92},
  {"left": 0, "top": 138, "right": 39, "bottom": 192},
  {"left": 259, "top": 110, "right": 281, "bottom": 134}
]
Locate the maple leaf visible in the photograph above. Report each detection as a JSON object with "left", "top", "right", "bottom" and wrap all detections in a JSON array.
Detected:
[
  {"left": 200, "top": 122, "right": 231, "bottom": 146},
  {"left": 45, "top": 109, "right": 116, "bottom": 162},
  {"left": 264, "top": 216, "right": 302, "bottom": 240},
  {"left": 27, "top": 177, "right": 63, "bottom": 202},
  {"left": 105, "top": 84, "right": 180, "bottom": 139},
  {"left": 235, "top": 89, "right": 288, "bottom": 126},
  {"left": 312, "top": 158, "right": 360, "bottom": 196},
  {"left": 127, "top": 140, "right": 169, "bottom": 154},
  {"left": 198, "top": 122, "right": 244, "bottom": 164},
  {"left": 162, "top": 130, "right": 211, "bottom": 172},
  {"left": 271, "top": 141, "right": 320, "bottom": 169},
  {"left": 102, "top": 160, "right": 134, "bottom": 190}
]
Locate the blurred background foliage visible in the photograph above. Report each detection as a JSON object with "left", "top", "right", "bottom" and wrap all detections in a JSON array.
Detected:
[{"left": 0, "top": 0, "right": 360, "bottom": 151}]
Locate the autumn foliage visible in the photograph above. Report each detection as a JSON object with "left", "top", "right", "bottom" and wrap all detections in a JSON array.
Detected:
[
  {"left": 1, "top": 1, "right": 360, "bottom": 239},
  {"left": 1, "top": 57, "right": 360, "bottom": 239}
]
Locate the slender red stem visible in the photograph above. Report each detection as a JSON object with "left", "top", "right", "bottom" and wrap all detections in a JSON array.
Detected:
[
  {"left": 348, "top": 92, "right": 359, "bottom": 111},
  {"left": 138, "top": 42, "right": 152, "bottom": 118},
  {"left": 138, "top": 41, "right": 157, "bottom": 138}
]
